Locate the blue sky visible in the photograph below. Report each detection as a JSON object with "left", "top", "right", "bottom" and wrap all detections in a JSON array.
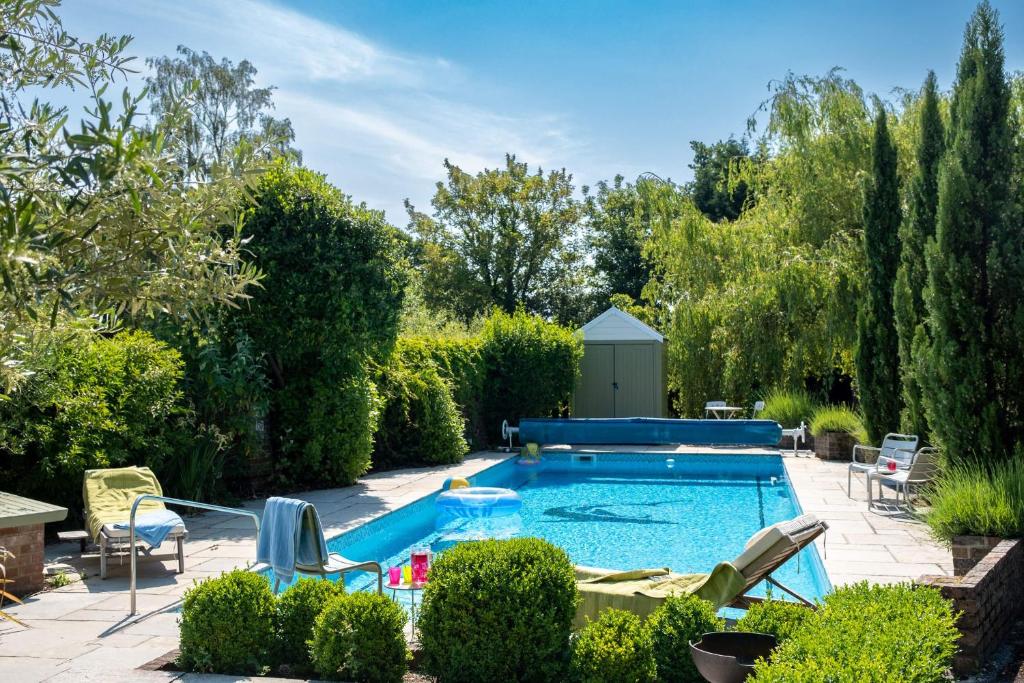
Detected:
[{"left": 60, "top": 0, "right": 1023, "bottom": 224}]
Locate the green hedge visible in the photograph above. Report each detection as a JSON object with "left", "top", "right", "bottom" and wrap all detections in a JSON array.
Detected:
[
  {"left": 418, "top": 538, "right": 579, "bottom": 682},
  {"left": 479, "top": 309, "right": 583, "bottom": 443},
  {"left": 647, "top": 594, "right": 724, "bottom": 682},
  {"left": 233, "top": 163, "right": 406, "bottom": 489},
  {"left": 372, "top": 346, "right": 468, "bottom": 471},
  {"left": 274, "top": 577, "right": 345, "bottom": 675},
  {"left": 311, "top": 592, "right": 408, "bottom": 683},
  {"left": 178, "top": 570, "right": 276, "bottom": 675},
  {"left": 571, "top": 609, "right": 656, "bottom": 683},
  {"left": 751, "top": 582, "right": 958, "bottom": 681},
  {"left": 0, "top": 329, "right": 184, "bottom": 520},
  {"left": 733, "top": 599, "right": 813, "bottom": 646}
]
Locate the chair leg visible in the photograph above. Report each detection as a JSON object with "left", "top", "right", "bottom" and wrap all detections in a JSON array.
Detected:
[
  {"left": 847, "top": 469, "right": 852, "bottom": 498},
  {"left": 273, "top": 577, "right": 281, "bottom": 594},
  {"left": 176, "top": 535, "right": 185, "bottom": 574},
  {"left": 100, "top": 534, "right": 107, "bottom": 579}
]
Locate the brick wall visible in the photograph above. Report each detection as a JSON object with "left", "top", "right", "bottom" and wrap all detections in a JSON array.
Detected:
[
  {"left": 918, "top": 538, "right": 1024, "bottom": 676},
  {"left": 0, "top": 523, "right": 45, "bottom": 597},
  {"left": 951, "top": 535, "right": 1003, "bottom": 576},
  {"left": 813, "top": 431, "right": 855, "bottom": 461}
]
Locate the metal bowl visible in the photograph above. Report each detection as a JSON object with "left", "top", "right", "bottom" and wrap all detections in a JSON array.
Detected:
[{"left": 689, "top": 631, "right": 778, "bottom": 683}]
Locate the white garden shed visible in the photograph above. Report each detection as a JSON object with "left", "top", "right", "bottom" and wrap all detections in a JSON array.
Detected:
[{"left": 573, "top": 307, "right": 668, "bottom": 418}]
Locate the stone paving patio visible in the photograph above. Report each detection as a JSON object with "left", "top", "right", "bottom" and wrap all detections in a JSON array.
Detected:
[{"left": 0, "top": 448, "right": 952, "bottom": 682}]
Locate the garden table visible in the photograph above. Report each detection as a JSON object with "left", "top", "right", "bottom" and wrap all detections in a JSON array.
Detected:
[
  {"left": 707, "top": 406, "right": 745, "bottom": 419},
  {"left": 387, "top": 580, "right": 426, "bottom": 628}
]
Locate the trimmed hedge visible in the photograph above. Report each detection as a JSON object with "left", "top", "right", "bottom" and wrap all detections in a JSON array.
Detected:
[
  {"left": 479, "top": 309, "right": 583, "bottom": 442},
  {"left": 733, "top": 599, "right": 813, "bottom": 646},
  {"left": 274, "top": 577, "right": 345, "bottom": 674},
  {"left": 372, "top": 346, "right": 468, "bottom": 471},
  {"left": 178, "top": 570, "right": 276, "bottom": 675},
  {"left": 0, "top": 329, "right": 184, "bottom": 522},
  {"left": 647, "top": 594, "right": 724, "bottom": 682},
  {"left": 311, "top": 592, "right": 408, "bottom": 683},
  {"left": 751, "top": 582, "right": 959, "bottom": 681},
  {"left": 571, "top": 609, "right": 656, "bottom": 683},
  {"left": 418, "top": 538, "right": 579, "bottom": 682}
]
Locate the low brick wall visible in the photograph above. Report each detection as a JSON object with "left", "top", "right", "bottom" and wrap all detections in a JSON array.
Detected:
[
  {"left": 952, "top": 535, "right": 1003, "bottom": 576},
  {"left": 0, "top": 523, "right": 45, "bottom": 596},
  {"left": 813, "top": 431, "right": 855, "bottom": 460},
  {"left": 918, "top": 538, "right": 1024, "bottom": 676}
]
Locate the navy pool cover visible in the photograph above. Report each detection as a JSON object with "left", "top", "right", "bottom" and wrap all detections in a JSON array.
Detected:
[{"left": 518, "top": 417, "right": 782, "bottom": 447}]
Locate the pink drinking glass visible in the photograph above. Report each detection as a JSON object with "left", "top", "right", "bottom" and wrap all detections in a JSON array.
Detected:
[
  {"left": 388, "top": 566, "right": 401, "bottom": 585},
  {"left": 887, "top": 460, "right": 897, "bottom": 472}
]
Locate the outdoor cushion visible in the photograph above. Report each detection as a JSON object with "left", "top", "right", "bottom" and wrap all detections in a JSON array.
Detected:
[{"left": 83, "top": 467, "right": 168, "bottom": 542}]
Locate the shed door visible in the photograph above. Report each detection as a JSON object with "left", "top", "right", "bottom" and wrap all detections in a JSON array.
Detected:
[
  {"left": 576, "top": 344, "right": 615, "bottom": 417},
  {"left": 614, "top": 345, "right": 655, "bottom": 417}
]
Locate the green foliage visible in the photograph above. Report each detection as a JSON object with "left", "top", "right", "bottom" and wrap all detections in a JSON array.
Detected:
[
  {"left": 233, "top": 163, "right": 406, "bottom": 488},
  {"left": 178, "top": 570, "right": 276, "bottom": 675},
  {"left": 418, "top": 538, "right": 579, "bottom": 682},
  {"left": 687, "top": 137, "right": 754, "bottom": 222},
  {"left": 408, "top": 155, "right": 590, "bottom": 325},
  {"left": 146, "top": 45, "right": 300, "bottom": 180},
  {"left": 570, "top": 609, "right": 655, "bottom": 683},
  {"left": 274, "top": 577, "right": 345, "bottom": 674},
  {"left": 734, "top": 599, "right": 813, "bottom": 645},
  {"left": 646, "top": 594, "right": 724, "bottom": 683},
  {"left": 921, "top": 2, "right": 1023, "bottom": 464},
  {"left": 751, "top": 582, "right": 958, "bottom": 682},
  {"left": 809, "top": 406, "right": 868, "bottom": 443},
  {"left": 310, "top": 592, "right": 408, "bottom": 683},
  {"left": 479, "top": 309, "right": 583, "bottom": 442},
  {"left": 372, "top": 347, "right": 468, "bottom": 470},
  {"left": 927, "top": 455, "right": 1024, "bottom": 541},
  {"left": 894, "top": 72, "right": 944, "bottom": 441},
  {"left": 759, "top": 389, "right": 817, "bottom": 428},
  {"left": 0, "top": 330, "right": 184, "bottom": 519},
  {"left": 855, "top": 108, "right": 902, "bottom": 444}
]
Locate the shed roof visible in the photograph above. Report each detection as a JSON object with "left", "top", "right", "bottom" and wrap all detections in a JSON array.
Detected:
[
  {"left": 0, "top": 491, "right": 67, "bottom": 527},
  {"left": 579, "top": 306, "right": 664, "bottom": 342}
]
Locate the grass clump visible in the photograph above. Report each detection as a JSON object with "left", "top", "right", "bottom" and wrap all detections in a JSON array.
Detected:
[
  {"left": 809, "top": 405, "right": 868, "bottom": 443},
  {"left": 647, "top": 594, "right": 724, "bottom": 682},
  {"left": 759, "top": 389, "right": 816, "bottom": 428},
  {"left": 571, "top": 609, "right": 656, "bottom": 683},
  {"left": 927, "top": 455, "right": 1024, "bottom": 542}
]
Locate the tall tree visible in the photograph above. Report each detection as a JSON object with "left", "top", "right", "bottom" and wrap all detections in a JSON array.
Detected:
[
  {"left": 893, "top": 72, "right": 944, "bottom": 441},
  {"left": 146, "top": 46, "right": 300, "bottom": 179},
  {"left": 687, "top": 137, "right": 752, "bottom": 222},
  {"left": 921, "top": 2, "right": 1023, "bottom": 463},
  {"left": 408, "top": 155, "right": 587, "bottom": 324},
  {"left": 855, "top": 107, "right": 902, "bottom": 444}
]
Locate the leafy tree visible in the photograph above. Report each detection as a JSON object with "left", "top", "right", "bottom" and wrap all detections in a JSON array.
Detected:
[
  {"left": 0, "top": 1, "right": 260, "bottom": 390},
  {"left": 234, "top": 163, "right": 407, "bottom": 487},
  {"left": 855, "top": 108, "right": 902, "bottom": 444},
  {"left": 921, "top": 2, "right": 1024, "bottom": 463},
  {"left": 146, "top": 45, "right": 300, "bottom": 179},
  {"left": 687, "top": 137, "right": 752, "bottom": 222},
  {"left": 893, "top": 72, "right": 944, "bottom": 440},
  {"left": 407, "top": 155, "right": 588, "bottom": 324}
]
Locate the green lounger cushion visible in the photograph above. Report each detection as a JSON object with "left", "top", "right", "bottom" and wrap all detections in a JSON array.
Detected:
[{"left": 83, "top": 467, "right": 167, "bottom": 542}]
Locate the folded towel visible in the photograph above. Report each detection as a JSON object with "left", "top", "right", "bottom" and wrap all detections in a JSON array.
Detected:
[
  {"left": 257, "top": 497, "right": 327, "bottom": 586},
  {"left": 112, "top": 509, "right": 183, "bottom": 547}
]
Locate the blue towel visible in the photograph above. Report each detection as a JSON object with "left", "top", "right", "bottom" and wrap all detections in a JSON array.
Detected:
[
  {"left": 113, "top": 509, "right": 183, "bottom": 547},
  {"left": 257, "top": 497, "right": 328, "bottom": 586}
]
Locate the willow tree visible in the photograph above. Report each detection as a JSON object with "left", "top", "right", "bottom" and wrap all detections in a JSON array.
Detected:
[
  {"left": 856, "top": 109, "right": 902, "bottom": 444},
  {"left": 921, "top": 2, "right": 1023, "bottom": 463},
  {"left": 893, "top": 72, "right": 944, "bottom": 440}
]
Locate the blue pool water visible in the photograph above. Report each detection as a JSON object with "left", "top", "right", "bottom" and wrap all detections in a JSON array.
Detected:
[{"left": 269, "top": 453, "right": 830, "bottom": 611}]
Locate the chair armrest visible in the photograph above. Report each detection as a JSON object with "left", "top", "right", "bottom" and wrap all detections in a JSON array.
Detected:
[{"left": 852, "top": 444, "right": 880, "bottom": 464}]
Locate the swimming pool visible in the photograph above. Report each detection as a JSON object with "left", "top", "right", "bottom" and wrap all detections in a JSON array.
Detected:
[{"left": 270, "top": 453, "right": 830, "bottom": 611}]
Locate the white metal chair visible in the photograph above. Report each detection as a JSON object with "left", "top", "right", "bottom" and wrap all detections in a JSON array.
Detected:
[
  {"left": 751, "top": 400, "right": 766, "bottom": 419},
  {"left": 704, "top": 400, "right": 726, "bottom": 419},
  {"left": 847, "top": 433, "right": 919, "bottom": 497},
  {"left": 867, "top": 447, "right": 940, "bottom": 510}
]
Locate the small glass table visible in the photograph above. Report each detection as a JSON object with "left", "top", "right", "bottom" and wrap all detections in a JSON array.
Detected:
[{"left": 386, "top": 581, "right": 426, "bottom": 628}]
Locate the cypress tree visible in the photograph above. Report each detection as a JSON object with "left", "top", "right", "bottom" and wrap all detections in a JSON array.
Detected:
[
  {"left": 856, "top": 107, "right": 902, "bottom": 444},
  {"left": 893, "top": 72, "right": 944, "bottom": 441},
  {"left": 921, "top": 1, "right": 1023, "bottom": 463}
]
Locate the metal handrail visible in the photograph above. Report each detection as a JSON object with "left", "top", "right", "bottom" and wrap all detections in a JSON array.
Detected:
[{"left": 129, "top": 494, "right": 261, "bottom": 615}]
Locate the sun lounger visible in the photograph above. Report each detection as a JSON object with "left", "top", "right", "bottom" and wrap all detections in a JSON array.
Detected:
[
  {"left": 573, "top": 514, "right": 827, "bottom": 627},
  {"left": 82, "top": 467, "right": 187, "bottom": 579}
]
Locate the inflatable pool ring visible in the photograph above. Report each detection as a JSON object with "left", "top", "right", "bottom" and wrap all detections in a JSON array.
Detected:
[{"left": 435, "top": 486, "right": 522, "bottom": 519}]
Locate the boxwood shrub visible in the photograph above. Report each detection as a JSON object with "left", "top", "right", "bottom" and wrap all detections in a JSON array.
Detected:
[
  {"left": 310, "top": 592, "right": 408, "bottom": 683},
  {"left": 733, "top": 598, "right": 813, "bottom": 646},
  {"left": 570, "top": 609, "right": 656, "bottom": 683},
  {"left": 647, "top": 594, "right": 724, "bottom": 682},
  {"left": 178, "top": 570, "right": 276, "bottom": 674},
  {"left": 418, "top": 537, "right": 579, "bottom": 682},
  {"left": 751, "top": 582, "right": 959, "bottom": 682},
  {"left": 273, "top": 577, "right": 345, "bottom": 674}
]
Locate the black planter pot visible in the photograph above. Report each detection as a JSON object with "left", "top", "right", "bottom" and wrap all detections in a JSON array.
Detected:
[{"left": 689, "top": 632, "right": 778, "bottom": 683}]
